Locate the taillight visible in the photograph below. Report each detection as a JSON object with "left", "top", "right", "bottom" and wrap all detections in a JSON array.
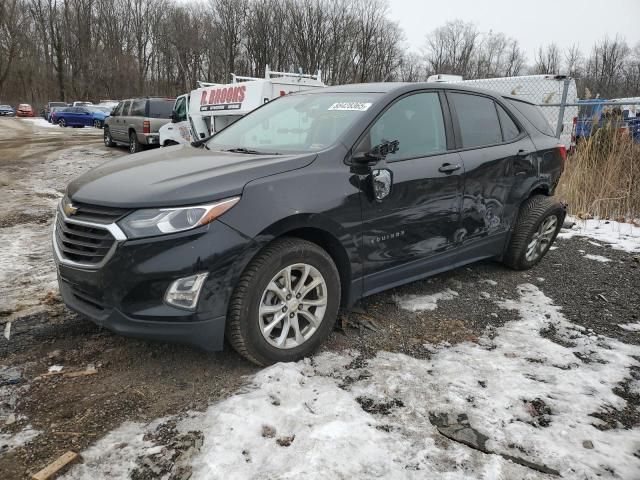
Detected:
[
  {"left": 558, "top": 145, "right": 567, "bottom": 163},
  {"left": 143, "top": 120, "right": 150, "bottom": 134}
]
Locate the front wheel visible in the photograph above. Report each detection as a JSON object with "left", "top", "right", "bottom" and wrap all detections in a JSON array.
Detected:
[
  {"left": 503, "top": 195, "right": 566, "bottom": 270},
  {"left": 103, "top": 127, "right": 115, "bottom": 147},
  {"left": 94, "top": 119, "right": 103, "bottom": 128},
  {"left": 227, "top": 238, "right": 341, "bottom": 366}
]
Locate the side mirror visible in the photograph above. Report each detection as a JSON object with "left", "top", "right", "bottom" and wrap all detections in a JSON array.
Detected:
[
  {"left": 351, "top": 139, "right": 399, "bottom": 168},
  {"left": 171, "top": 111, "right": 179, "bottom": 123}
]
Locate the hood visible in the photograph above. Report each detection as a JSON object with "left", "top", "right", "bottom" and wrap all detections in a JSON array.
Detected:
[
  {"left": 93, "top": 112, "right": 109, "bottom": 120},
  {"left": 67, "top": 144, "right": 316, "bottom": 208}
]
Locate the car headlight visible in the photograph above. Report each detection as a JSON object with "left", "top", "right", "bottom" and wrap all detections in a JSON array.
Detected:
[{"left": 118, "top": 197, "right": 240, "bottom": 239}]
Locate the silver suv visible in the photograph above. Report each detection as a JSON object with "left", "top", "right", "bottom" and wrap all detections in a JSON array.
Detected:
[{"left": 104, "top": 97, "right": 175, "bottom": 153}]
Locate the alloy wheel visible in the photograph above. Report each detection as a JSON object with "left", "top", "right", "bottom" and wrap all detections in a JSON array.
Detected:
[
  {"left": 258, "top": 263, "right": 328, "bottom": 349},
  {"left": 525, "top": 215, "right": 558, "bottom": 262}
]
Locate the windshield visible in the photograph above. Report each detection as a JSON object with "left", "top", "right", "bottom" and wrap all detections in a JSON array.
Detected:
[{"left": 206, "top": 92, "right": 381, "bottom": 154}]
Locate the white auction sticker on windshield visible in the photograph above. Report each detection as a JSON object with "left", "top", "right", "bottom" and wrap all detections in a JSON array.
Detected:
[{"left": 328, "top": 102, "right": 372, "bottom": 111}]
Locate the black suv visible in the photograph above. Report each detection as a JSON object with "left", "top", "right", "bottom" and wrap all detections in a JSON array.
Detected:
[{"left": 54, "top": 83, "right": 566, "bottom": 365}]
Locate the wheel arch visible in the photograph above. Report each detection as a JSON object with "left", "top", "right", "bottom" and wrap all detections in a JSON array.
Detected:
[{"left": 229, "top": 214, "right": 356, "bottom": 309}]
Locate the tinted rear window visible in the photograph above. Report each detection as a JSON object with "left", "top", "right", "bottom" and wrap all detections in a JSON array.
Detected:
[
  {"left": 130, "top": 99, "right": 146, "bottom": 116},
  {"left": 507, "top": 99, "right": 555, "bottom": 136},
  {"left": 450, "top": 93, "right": 502, "bottom": 148},
  {"left": 148, "top": 99, "right": 174, "bottom": 119}
]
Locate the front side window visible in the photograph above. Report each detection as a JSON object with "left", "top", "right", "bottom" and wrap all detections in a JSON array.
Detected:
[
  {"left": 112, "top": 102, "right": 123, "bottom": 116},
  {"left": 450, "top": 93, "right": 502, "bottom": 148},
  {"left": 121, "top": 101, "right": 132, "bottom": 116},
  {"left": 207, "top": 92, "right": 382, "bottom": 154},
  {"left": 356, "top": 92, "right": 447, "bottom": 161},
  {"left": 174, "top": 97, "right": 187, "bottom": 121}
]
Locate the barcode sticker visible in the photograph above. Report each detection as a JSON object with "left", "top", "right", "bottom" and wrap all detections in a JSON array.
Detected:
[{"left": 328, "top": 102, "right": 372, "bottom": 111}]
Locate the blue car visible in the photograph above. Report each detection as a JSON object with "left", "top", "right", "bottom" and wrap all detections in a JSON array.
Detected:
[
  {"left": 575, "top": 99, "right": 640, "bottom": 143},
  {"left": 0, "top": 104, "right": 15, "bottom": 116},
  {"left": 87, "top": 106, "right": 111, "bottom": 128},
  {"left": 55, "top": 106, "right": 96, "bottom": 127}
]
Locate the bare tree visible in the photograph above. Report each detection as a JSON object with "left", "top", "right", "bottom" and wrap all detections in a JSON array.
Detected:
[{"left": 533, "top": 43, "right": 560, "bottom": 74}]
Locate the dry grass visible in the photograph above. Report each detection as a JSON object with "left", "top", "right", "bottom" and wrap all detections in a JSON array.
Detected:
[{"left": 557, "top": 124, "right": 640, "bottom": 220}]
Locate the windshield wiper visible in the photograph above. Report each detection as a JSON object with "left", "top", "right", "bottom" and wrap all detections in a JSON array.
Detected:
[{"left": 224, "top": 148, "right": 280, "bottom": 155}]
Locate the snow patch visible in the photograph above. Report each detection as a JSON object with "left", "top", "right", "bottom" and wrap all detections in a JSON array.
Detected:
[
  {"left": 61, "top": 422, "right": 156, "bottom": 479},
  {"left": 583, "top": 254, "right": 611, "bottom": 263},
  {"left": 0, "top": 426, "right": 41, "bottom": 453},
  {"left": 558, "top": 217, "right": 640, "bottom": 253},
  {"left": 394, "top": 288, "right": 459, "bottom": 311},
  {"left": 619, "top": 323, "right": 640, "bottom": 332}
]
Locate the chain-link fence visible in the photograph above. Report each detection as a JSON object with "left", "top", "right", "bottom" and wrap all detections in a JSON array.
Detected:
[{"left": 445, "top": 75, "right": 640, "bottom": 148}]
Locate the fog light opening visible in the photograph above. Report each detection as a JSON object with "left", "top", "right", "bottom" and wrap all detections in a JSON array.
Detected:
[{"left": 164, "top": 272, "right": 209, "bottom": 310}]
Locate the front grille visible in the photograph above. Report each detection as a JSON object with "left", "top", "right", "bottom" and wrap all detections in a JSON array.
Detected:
[
  {"left": 55, "top": 214, "right": 116, "bottom": 265},
  {"left": 64, "top": 199, "right": 131, "bottom": 224}
]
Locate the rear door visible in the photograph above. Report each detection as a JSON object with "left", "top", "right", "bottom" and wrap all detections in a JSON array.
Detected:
[
  {"left": 114, "top": 100, "right": 131, "bottom": 141},
  {"left": 358, "top": 91, "right": 464, "bottom": 294},
  {"left": 448, "top": 91, "right": 536, "bottom": 245}
]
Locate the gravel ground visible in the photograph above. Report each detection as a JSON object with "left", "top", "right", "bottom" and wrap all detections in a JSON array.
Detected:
[{"left": 1, "top": 118, "right": 638, "bottom": 479}]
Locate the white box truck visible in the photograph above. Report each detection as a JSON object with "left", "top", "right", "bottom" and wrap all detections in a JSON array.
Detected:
[
  {"left": 160, "top": 67, "right": 324, "bottom": 146},
  {"left": 428, "top": 74, "right": 578, "bottom": 149}
]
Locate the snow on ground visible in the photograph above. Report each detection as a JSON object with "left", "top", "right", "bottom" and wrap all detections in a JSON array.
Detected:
[
  {"left": 394, "top": 288, "right": 459, "bottom": 312},
  {"left": 619, "top": 323, "right": 640, "bottom": 332},
  {"left": 63, "top": 284, "right": 640, "bottom": 480},
  {"left": 0, "top": 426, "right": 41, "bottom": 454},
  {"left": 558, "top": 217, "right": 640, "bottom": 253},
  {"left": 61, "top": 422, "right": 158, "bottom": 479},
  {"left": 583, "top": 254, "right": 612, "bottom": 263},
  {"left": 19, "top": 118, "right": 59, "bottom": 129},
  {"left": 0, "top": 146, "right": 120, "bottom": 318}
]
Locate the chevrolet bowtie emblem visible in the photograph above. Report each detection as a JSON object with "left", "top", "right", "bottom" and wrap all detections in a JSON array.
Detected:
[{"left": 63, "top": 202, "right": 78, "bottom": 216}]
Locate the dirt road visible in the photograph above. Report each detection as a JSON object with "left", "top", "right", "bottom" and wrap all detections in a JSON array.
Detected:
[{"left": 1, "top": 118, "right": 639, "bottom": 479}]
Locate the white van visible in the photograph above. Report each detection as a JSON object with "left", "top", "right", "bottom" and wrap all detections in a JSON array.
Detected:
[
  {"left": 160, "top": 68, "right": 325, "bottom": 146},
  {"left": 428, "top": 74, "right": 578, "bottom": 149}
]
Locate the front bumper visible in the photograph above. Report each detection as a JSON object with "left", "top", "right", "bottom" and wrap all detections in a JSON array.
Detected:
[{"left": 54, "top": 215, "right": 256, "bottom": 351}]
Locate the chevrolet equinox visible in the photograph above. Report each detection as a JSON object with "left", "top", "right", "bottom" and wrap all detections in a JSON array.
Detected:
[{"left": 54, "top": 83, "right": 566, "bottom": 365}]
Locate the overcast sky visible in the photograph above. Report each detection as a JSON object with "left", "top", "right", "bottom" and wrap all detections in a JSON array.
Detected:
[{"left": 387, "top": 0, "right": 640, "bottom": 60}]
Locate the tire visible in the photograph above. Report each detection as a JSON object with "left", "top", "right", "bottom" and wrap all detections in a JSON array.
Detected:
[
  {"left": 103, "top": 127, "right": 115, "bottom": 147},
  {"left": 94, "top": 119, "right": 102, "bottom": 129},
  {"left": 227, "top": 237, "right": 341, "bottom": 366},
  {"left": 58, "top": 118, "right": 66, "bottom": 127},
  {"left": 503, "top": 195, "right": 566, "bottom": 270},
  {"left": 129, "top": 131, "right": 142, "bottom": 153}
]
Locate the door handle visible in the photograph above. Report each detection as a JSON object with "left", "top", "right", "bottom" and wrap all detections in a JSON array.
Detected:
[
  {"left": 438, "top": 163, "right": 461, "bottom": 173},
  {"left": 517, "top": 149, "right": 530, "bottom": 157}
]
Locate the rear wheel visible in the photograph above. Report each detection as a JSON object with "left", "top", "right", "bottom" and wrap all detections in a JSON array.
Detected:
[
  {"left": 103, "top": 127, "right": 115, "bottom": 147},
  {"left": 129, "top": 131, "right": 142, "bottom": 153},
  {"left": 58, "top": 118, "right": 66, "bottom": 127},
  {"left": 503, "top": 195, "right": 565, "bottom": 270},
  {"left": 227, "top": 238, "right": 341, "bottom": 366}
]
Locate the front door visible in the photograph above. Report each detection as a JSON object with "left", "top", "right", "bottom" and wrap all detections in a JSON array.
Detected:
[
  {"left": 357, "top": 91, "right": 464, "bottom": 294},
  {"left": 113, "top": 100, "right": 131, "bottom": 141}
]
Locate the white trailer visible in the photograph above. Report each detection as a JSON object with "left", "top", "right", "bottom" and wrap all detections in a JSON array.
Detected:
[
  {"left": 428, "top": 74, "right": 578, "bottom": 149},
  {"left": 160, "top": 68, "right": 325, "bottom": 146}
]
